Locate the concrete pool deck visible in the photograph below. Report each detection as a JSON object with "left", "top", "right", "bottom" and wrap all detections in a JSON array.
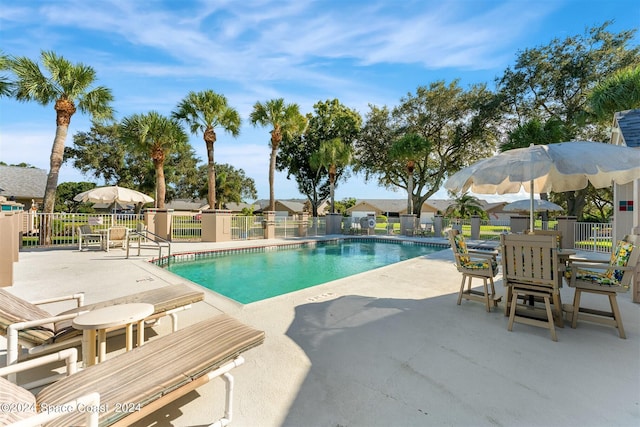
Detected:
[{"left": 2, "top": 236, "right": 639, "bottom": 427}]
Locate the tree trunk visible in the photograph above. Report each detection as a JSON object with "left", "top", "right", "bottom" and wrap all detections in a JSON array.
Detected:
[
  {"left": 207, "top": 141, "right": 216, "bottom": 210},
  {"left": 155, "top": 159, "right": 166, "bottom": 209},
  {"left": 40, "top": 124, "right": 69, "bottom": 244},
  {"left": 407, "top": 162, "right": 414, "bottom": 215},
  {"left": 269, "top": 146, "right": 277, "bottom": 212},
  {"left": 329, "top": 165, "right": 337, "bottom": 214}
]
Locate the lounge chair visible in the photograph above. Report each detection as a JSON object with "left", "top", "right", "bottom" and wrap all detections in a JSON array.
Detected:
[
  {"left": 0, "top": 314, "right": 265, "bottom": 427},
  {"left": 0, "top": 284, "right": 205, "bottom": 374},
  {"left": 77, "top": 224, "right": 103, "bottom": 251}
]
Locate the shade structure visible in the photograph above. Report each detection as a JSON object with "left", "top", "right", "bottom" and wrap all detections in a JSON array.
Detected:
[
  {"left": 445, "top": 141, "right": 640, "bottom": 231},
  {"left": 503, "top": 199, "right": 563, "bottom": 213},
  {"left": 74, "top": 185, "right": 154, "bottom": 205}
]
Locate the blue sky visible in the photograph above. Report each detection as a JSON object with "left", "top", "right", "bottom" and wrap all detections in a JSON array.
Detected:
[{"left": 1, "top": 0, "right": 638, "bottom": 203}]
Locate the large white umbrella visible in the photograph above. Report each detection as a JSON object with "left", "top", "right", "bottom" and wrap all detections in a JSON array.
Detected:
[
  {"left": 74, "top": 185, "right": 154, "bottom": 205},
  {"left": 445, "top": 141, "right": 640, "bottom": 231},
  {"left": 503, "top": 199, "right": 563, "bottom": 213}
]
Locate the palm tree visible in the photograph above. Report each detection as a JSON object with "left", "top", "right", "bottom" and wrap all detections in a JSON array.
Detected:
[
  {"left": 250, "top": 98, "right": 307, "bottom": 211},
  {"left": 445, "top": 192, "right": 484, "bottom": 219},
  {"left": 0, "top": 51, "right": 13, "bottom": 97},
  {"left": 173, "top": 90, "right": 241, "bottom": 209},
  {"left": 120, "top": 112, "right": 188, "bottom": 209},
  {"left": 588, "top": 65, "right": 640, "bottom": 121},
  {"left": 310, "top": 138, "right": 352, "bottom": 213},
  {"left": 388, "top": 133, "right": 431, "bottom": 215},
  {"left": 10, "top": 51, "right": 113, "bottom": 216}
]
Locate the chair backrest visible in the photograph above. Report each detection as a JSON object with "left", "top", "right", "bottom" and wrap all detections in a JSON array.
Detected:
[
  {"left": 446, "top": 229, "right": 470, "bottom": 266},
  {"left": 79, "top": 224, "right": 94, "bottom": 235},
  {"left": 0, "top": 289, "right": 54, "bottom": 345},
  {"left": 527, "top": 229, "right": 562, "bottom": 248},
  {"left": 607, "top": 235, "right": 639, "bottom": 288},
  {"left": 500, "top": 233, "right": 559, "bottom": 290},
  {"left": 109, "top": 226, "right": 128, "bottom": 241}
]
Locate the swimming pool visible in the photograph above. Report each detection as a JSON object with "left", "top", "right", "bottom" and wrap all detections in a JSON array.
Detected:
[{"left": 165, "top": 238, "right": 445, "bottom": 304}]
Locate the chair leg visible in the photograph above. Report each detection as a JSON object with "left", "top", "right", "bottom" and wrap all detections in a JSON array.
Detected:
[
  {"left": 543, "top": 295, "right": 558, "bottom": 342},
  {"left": 551, "top": 291, "right": 564, "bottom": 328},
  {"left": 608, "top": 293, "right": 626, "bottom": 339},
  {"left": 482, "top": 278, "right": 491, "bottom": 312},
  {"left": 571, "top": 289, "right": 582, "bottom": 329},
  {"left": 488, "top": 276, "right": 499, "bottom": 308},
  {"left": 457, "top": 275, "right": 466, "bottom": 305},
  {"left": 507, "top": 291, "right": 518, "bottom": 332}
]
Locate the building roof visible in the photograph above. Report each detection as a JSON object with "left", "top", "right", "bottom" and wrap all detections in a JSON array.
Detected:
[
  {"left": 614, "top": 109, "right": 640, "bottom": 148},
  {"left": 0, "top": 165, "right": 47, "bottom": 199}
]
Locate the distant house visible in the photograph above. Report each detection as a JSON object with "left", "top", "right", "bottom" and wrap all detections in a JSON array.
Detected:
[
  {"left": 346, "top": 198, "right": 509, "bottom": 224},
  {"left": 253, "top": 198, "right": 330, "bottom": 216},
  {"left": 0, "top": 165, "right": 47, "bottom": 210},
  {"left": 611, "top": 108, "right": 640, "bottom": 243},
  {"left": 164, "top": 198, "right": 208, "bottom": 212}
]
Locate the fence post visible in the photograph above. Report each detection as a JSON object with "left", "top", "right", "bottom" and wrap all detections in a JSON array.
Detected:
[
  {"left": 433, "top": 215, "right": 443, "bottom": 237},
  {"left": 556, "top": 216, "right": 577, "bottom": 250},
  {"left": 263, "top": 212, "right": 276, "bottom": 239},
  {"left": 510, "top": 215, "right": 529, "bottom": 234},
  {"left": 0, "top": 213, "right": 18, "bottom": 286},
  {"left": 471, "top": 215, "right": 481, "bottom": 240}
]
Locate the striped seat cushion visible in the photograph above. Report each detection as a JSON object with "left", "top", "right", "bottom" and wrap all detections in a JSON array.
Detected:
[
  {"left": 0, "top": 377, "right": 37, "bottom": 423},
  {"left": 37, "top": 314, "right": 265, "bottom": 427},
  {"left": 0, "top": 289, "right": 55, "bottom": 345}
]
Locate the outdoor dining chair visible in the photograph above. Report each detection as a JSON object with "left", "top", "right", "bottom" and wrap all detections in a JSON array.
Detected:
[
  {"left": 500, "top": 233, "right": 562, "bottom": 341},
  {"left": 447, "top": 229, "right": 501, "bottom": 312},
  {"left": 565, "top": 234, "right": 638, "bottom": 338},
  {"left": 77, "top": 224, "right": 102, "bottom": 251}
]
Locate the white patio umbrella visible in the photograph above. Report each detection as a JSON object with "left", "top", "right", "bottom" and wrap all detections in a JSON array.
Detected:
[
  {"left": 445, "top": 141, "right": 640, "bottom": 231},
  {"left": 503, "top": 199, "right": 563, "bottom": 214},
  {"left": 74, "top": 185, "right": 154, "bottom": 205}
]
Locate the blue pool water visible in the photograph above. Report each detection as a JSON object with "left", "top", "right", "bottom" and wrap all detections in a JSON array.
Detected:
[{"left": 166, "top": 239, "right": 444, "bottom": 304}]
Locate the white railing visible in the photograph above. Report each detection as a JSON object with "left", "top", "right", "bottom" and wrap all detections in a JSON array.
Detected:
[
  {"left": 574, "top": 222, "right": 613, "bottom": 253},
  {"left": 231, "top": 215, "right": 265, "bottom": 240},
  {"left": 171, "top": 214, "right": 201, "bottom": 241}
]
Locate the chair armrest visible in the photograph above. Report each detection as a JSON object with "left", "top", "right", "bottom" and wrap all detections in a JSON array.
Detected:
[
  {"left": 31, "top": 293, "right": 85, "bottom": 308},
  {"left": 6, "top": 312, "right": 88, "bottom": 368},
  {"left": 468, "top": 252, "right": 497, "bottom": 260},
  {"left": 468, "top": 248, "right": 498, "bottom": 256},
  {"left": 0, "top": 348, "right": 78, "bottom": 378},
  {"left": 568, "top": 261, "right": 635, "bottom": 272}
]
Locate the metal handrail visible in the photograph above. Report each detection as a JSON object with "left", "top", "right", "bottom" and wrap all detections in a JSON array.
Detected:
[{"left": 126, "top": 229, "right": 171, "bottom": 261}]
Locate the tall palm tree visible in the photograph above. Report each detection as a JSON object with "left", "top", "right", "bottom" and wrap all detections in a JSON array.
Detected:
[
  {"left": 10, "top": 51, "right": 113, "bottom": 215},
  {"left": 120, "top": 112, "right": 188, "bottom": 209},
  {"left": 250, "top": 98, "right": 307, "bottom": 211},
  {"left": 173, "top": 90, "right": 241, "bottom": 210},
  {"left": 588, "top": 65, "right": 640, "bottom": 121},
  {"left": 0, "top": 52, "right": 13, "bottom": 97},
  {"left": 310, "top": 138, "right": 352, "bottom": 213},
  {"left": 388, "top": 133, "right": 431, "bottom": 215}
]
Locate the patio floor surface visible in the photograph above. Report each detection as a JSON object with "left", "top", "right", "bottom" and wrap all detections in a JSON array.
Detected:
[{"left": 1, "top": 236, "right": 639, "bottom": 427}]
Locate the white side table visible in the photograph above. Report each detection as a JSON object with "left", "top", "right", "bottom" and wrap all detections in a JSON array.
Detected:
[{"left": 72, "top": 303, "right": 154, "bottom": 367}]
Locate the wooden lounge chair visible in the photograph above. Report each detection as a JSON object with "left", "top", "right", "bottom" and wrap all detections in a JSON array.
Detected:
[
  {"left": 501, "top": 233, "right": 563, "bottom": 341},
  {"left": 565, "top": 235, "right": 638, "bottom": 338},
  {"left": 0, "top": 315, "right": 265, "bottom": 427},
  {"left": 0, "top": 284, "right": 205, "bottom": 375},
  {"left": 447, "top": 229, "right": 501, "bottom": 312},
  {"left": 77, "top": 224, "right": 103, "bottom": 251}
]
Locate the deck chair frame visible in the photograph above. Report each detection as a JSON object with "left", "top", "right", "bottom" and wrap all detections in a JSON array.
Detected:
[
  {"left": 0, "top": 315, "right": 265, "bottom": 427},
  {"left": 1, "top": 284, "right": 204, "bottom": 384}
]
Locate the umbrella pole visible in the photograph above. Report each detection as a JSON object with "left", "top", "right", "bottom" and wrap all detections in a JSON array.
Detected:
[{"left": 529, "top": 180, "right": 534, "bottom": 232}]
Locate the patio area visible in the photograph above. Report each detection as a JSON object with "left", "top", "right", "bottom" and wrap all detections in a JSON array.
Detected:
[{"left": 2, "top": 237, "right": 639, "bottom": 426}]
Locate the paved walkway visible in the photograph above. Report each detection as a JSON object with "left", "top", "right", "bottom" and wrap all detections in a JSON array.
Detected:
[{"left": 2, "top": 237, "right": 639, "bottom": 426}]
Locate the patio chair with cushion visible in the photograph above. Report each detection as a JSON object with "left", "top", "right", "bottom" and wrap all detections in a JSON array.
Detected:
[
  {"left": 565, "top": 235, "right": 638, "bottom": 338},
  {"left": 0, "top": 314, "right": 265, "bottom": 427},
  {"left": 77, "top": 224, "right": 102, "bottom": 251},
  {"left": 501, "top": 233, "right": 562, "bottom": 341},
  {"left": 104, "top": 226, "right": 128, "bottom": 251},
  {"left": 447, "top": 229, "right": 501, "bottom": 312},
  {"left": 0, "top": 284, "right": 205, "bottom": 379}
]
